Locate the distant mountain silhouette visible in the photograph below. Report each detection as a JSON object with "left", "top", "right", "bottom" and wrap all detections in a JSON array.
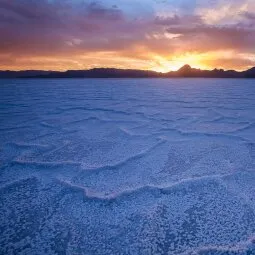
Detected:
[
  {"left": 245, "top": 67, "right": 255, "bottom": 78},
  {"left": 0, "top": 70, "right": 51, "bottom": 78},
  {"left": 0, "top": 65, "right": 255, "bottom": 78},
  {"left": 166, "top": 65, "right": 243, "bottom": 78}
]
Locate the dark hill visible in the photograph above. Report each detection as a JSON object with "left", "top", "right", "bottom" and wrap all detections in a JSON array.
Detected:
[{"left": 244, "top": 67, "right": 255, "bottom": 78}]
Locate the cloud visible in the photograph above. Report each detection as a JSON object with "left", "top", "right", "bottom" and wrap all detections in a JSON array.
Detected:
[
  {"left": 203, "top": 56, "right": 255, "bottom": 70},
  {"left": 0, "top": 1, "right": 125, "bottom": 53},
  {"left": 155, "top": 14, "right": 202, "bottom": 26},
  {"left": 85, "top": 2, "right": 123, "bottom": 21},
  {"left": 243, "top": 11, "right": 255, "bottom": 22},
  {"left": 0, "top": 0, "right": 254, "bottom": 71}
]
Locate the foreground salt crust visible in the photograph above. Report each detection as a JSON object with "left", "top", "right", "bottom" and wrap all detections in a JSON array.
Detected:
[{"left": 0, "top": 78, "right": 255, "bottom": 254}]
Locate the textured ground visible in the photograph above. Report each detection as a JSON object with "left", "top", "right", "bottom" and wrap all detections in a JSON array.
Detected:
[{"left": 0, "top": 78, "right": 255, "bottom": 255}]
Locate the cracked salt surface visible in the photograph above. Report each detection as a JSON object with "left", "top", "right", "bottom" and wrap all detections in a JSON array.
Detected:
[{"left": 0, "top": 78, "right": 255, "bottom": 254}]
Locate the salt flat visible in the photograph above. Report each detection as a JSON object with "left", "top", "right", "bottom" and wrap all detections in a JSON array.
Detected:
[{"left": 0, "top": 78, "right": 255, "bottom": 254}]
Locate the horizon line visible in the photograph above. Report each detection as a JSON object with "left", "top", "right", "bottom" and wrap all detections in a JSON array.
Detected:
[{"left": 0, "top": 64, "right": 254, "bottom": 74}]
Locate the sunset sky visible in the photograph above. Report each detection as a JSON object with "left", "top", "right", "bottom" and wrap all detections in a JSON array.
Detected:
[{"left": 0, "top": 0, "right": 255, "bottom": 72}]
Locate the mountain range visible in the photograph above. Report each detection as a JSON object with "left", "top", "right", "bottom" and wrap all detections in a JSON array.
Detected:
[{"left": 0, "top": 65, "right": 255, "bottom": 78}]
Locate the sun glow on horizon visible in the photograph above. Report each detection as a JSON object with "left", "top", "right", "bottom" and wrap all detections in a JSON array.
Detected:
[
  {"left": 150, "top": 53, "right": 211, "bottom": 73},
  {"left": 0, "top": 50, "right": 252, "bottom": 73}
]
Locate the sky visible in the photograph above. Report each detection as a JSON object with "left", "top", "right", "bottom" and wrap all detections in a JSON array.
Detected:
[{"left": 0, "top": 0, "right": 255, "bottom": 72}]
